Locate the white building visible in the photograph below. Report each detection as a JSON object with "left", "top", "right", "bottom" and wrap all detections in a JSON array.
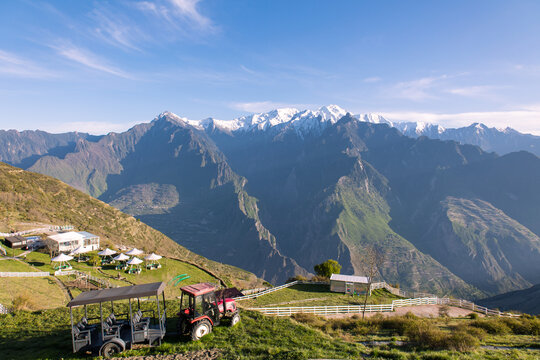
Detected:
[
  {"left": 46, "top": 231, "right": 100, "bottom": 254},
  {"left": 329, "top": 274, "right": 371, "bottom": 294}
]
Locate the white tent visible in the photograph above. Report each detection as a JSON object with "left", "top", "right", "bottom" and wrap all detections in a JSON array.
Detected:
[
  {"left": 113, "top": 253, "right": 129, "bottom": 262},
  {"left": 125, "top": 248, "right": 143, "bottom": 256},
  {"left": 98, "top": 248, "right": 117, "bottom": 256},
  {"left": 51, "top": 253, "right": 73, "bottom": 270},
  {"left": 144, "top": 253, "right": 162, "bottom": 261},
  {"left": 70, "top": 246, "right": 89, "bottom": 255},
  {"left": 127, "top": 257, "right": 143, "bottom": 265},
  {"left": 52, "top": 253, "right": 74, "bottom": 262}
]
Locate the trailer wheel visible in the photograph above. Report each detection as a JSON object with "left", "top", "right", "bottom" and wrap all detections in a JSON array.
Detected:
[
  {"left": 230, "top": 312, "right": 240, "bottom": 327},
  {"left": 100, "top": 342, "right": 122, "bottom": 358},
  {"left": 191, "top": 319, "right": 212, "bottom": 341}
]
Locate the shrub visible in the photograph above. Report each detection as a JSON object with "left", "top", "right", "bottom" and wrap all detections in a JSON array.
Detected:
[
  {"left": 314, "top": 259, "right": 341, "bottom": 278},
  {"left": 88, "top": 254, "right": 100, "bottom": 267},
  {"left": 501, "top": 317, "right": 540, "bottom": 335},
  {"left": 470, "top": 318, "right": 511, "bottom": 335},
  {"left": 438, "top": 305, "right": 450, "bottom": 318},
  {"left": 444, "top": 330, "right": 479, "bottom": 351},
  {"left": 405, "top": 320, "right": 445, "bottom": 349},
  {"left": 12, "top": 292, "right": 35, "bottom": 311},
  {"left": 380, "top": 316, "right": 417, "bottom": 335},
  {"left": 468, "top": 312, "right": 479, "bottom": 320}
]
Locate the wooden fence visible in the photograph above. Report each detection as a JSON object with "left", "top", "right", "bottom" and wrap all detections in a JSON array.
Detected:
[
  {"left": 55, "top": 270, "right": 116, "bottom": 288},
  {"left": 0, "top": 271, "right": 50, "bottom": 277}
]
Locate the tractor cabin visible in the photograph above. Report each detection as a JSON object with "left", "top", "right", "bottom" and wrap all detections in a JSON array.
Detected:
[{"left": 330, "top": 274, "right": 371, "bottom": 295}]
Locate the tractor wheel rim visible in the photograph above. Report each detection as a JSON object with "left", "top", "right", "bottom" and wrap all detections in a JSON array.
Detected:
[{"left": 197, "top": 325, "right": 209, "bottom": 337}]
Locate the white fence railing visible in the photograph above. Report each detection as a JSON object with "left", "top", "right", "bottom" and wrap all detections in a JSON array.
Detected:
[
  {"left": 0, "top": 224, "right": 73, "bottom": 237},
  {"left": 247, "top": 303, "right": 395, "bottom": 316},
  {"left": 248, "top": 296, "right": 519, "bottom": 318},
  {"left": 0, "top": 303, "right": 11, "bottom": 314},
  {"left": 0, "top": 271, "right": 50, "bottom": 277},
  {"left": 235, "top": 280, "right": 301, "bottom": 301}
]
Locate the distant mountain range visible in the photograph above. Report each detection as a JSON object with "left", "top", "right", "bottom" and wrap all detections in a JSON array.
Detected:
[
  {"left": 1, "top": 106, "right": 539, "bottom": 299},
  {"left": 478, "top": 283, "right": 540, "bottom": 315}
]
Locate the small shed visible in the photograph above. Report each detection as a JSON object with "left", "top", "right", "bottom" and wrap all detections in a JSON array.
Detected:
[
  {"left": 330, "top": 274, "right": 370, "bottom": 295},
  {"left": 4, "top": 235, "right": 29, "bottom": 249}
]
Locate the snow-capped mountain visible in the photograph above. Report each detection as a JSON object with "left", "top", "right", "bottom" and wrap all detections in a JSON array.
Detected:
[{"left": 155, "top": 105, "right": 540, "bottom": 156}]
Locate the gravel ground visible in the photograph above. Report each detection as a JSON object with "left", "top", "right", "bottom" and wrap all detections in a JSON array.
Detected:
[{"left": 114, "top": 349, "right": 222, "bottom": 360}]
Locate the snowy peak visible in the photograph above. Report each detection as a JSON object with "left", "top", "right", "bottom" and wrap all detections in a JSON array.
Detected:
[{"left": 354, "top": 113, "right": 393, "bottom": 126}]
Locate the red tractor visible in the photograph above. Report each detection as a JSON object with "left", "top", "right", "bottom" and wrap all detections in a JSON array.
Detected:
[{"left": 177, "top": 283, "right": 240, "bottom": 340}]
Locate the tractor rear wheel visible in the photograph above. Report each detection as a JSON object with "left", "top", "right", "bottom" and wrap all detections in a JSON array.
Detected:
[
  {"left": 230, "top": 312, "right": 240, "bottom": 327},
  {"left": 191, "top": 319, "right": 212, "bottom": 341},
  {"left": 177, "top": 316, "right": 189, "bottom": 334}
]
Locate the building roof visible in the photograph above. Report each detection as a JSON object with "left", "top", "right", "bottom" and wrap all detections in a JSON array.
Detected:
[
  {"left": 5, "top": 235, "right": 27, "bottom": 244},
  {"left": 330, "top": 274, "right": 370, "bottom": 284},
  {"left": 77, "top": 231, "right": 99, "bottom": 239},
  {"left": 67, "top": 282, "right": 166, "bottom": 307},
  {"left": 181, "top": 283, "right": 216, "bottom": 296},
  {"left": 48, "top": 232, "right": 84, "bottom": 243}
]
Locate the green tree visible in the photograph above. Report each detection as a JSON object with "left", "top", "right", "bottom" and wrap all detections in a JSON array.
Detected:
[{"left": 314, "top": 259, "right": 341, "bottom": 278}]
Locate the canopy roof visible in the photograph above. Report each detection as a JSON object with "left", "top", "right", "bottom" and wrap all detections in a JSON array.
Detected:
[
  {"left": 98, "top": 248, "right": 117, "bottom": 256},
  {"left": 51, "top": 253, "right": 73, "bottom": 262},
  {"left": 144, "top": 253, "right": 162, "bottom": 261},
  {"left": 113, "top": 253, "right": 129, "bottom": 261},
  {"left": 127, "top": 257, "right": 143, "bottom": 265},
  {"left": 181, "top": 283, "right": 216, "bottom": 296},
  {"left": 125, "top": 248, "right": 143, "bottom": 256},
  {"left": 70, "top": 246, "right": 90, "bottom": 255},
  {"left": 330, "top": 274, "right": 370, "bottom": 284},
  {"left": 68, "top": 282, "right": 166, "bottom": 307}
]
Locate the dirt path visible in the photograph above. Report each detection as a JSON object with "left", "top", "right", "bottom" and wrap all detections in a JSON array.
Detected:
[
  {"left": 324, "top": 304, "right": 485, "bottom": 319},
  {"left": 113, "top": 349, "right": 222, "bottom": 360}
]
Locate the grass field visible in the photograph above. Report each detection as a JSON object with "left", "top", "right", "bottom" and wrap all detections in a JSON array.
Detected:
[
  {"left": 0, "top": 305, "right": 364, "bottom": 360},
  {"left": 240, "top": 283, "right": 402, "bottom": 308},
  {"left": 0, "top": 277, "right": 66, "bottom": 309},
  {"left": 0, "top": 259, "right": 40, "bottom": 272}
]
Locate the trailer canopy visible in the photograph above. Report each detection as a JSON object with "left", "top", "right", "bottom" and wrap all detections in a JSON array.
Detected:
[{"left": 67, "top": 282, "right": 166, "bottom": 307}]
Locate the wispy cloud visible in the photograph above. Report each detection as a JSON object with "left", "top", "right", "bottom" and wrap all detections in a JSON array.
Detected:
[
  {"left": 53, "top": 44, "right": 132, "bottom": 79},
  {"left": 380, "top": 107, "right": 540, "bottom": 135},
  {"left": 391, "top": 75, "right": 448, "bottom": 101},
  {"left": 230, "top": 101, "right": 311, "bottom": 113},
  {"left": 44, "top": 121, "right": 139, "bottom": 135},
  {"left": 363, "top": 76, "right": 382, "bottom": 83},
  {"left": 0, "top": 50, "right": 57, "bottom": 79},
  {"left": 135, "top": 0, "right": 216, "bottom": 35},
  {"left": 90, "top": 7, "right": 147, "bottom": 51},
  {"left": 446, "top": 85, "right": 500, "bottom": 98}
]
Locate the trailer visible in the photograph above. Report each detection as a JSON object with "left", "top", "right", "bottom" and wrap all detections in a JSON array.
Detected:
[{"left": 67, "top": 282, "right": 167, "bottom": 358}]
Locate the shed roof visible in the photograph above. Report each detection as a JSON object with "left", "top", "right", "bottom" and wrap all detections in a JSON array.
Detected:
[
  {"left": 67, "top": 282, "right": 166, "bottom": 307},
  {"left": 5, "top": 235, "right": 27, "bottom": 244},
  {"left": 77, "top": 231, "right": 99, "bottom": 239},
  {"left": 330, "top": 274, "right": 370, "bottom": 284}
]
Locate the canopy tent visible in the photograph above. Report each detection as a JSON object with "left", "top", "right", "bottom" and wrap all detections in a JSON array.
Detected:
[
  {"left": 97, "top": 248, "right": 116, "bottom": 256},
  {"left": 127, "top": 257, "right": 143, "bottom": 265},
  {"left": 144, "top": 253, "right": 162, "bottom": 270},
  {"left": 125, "top": 248, "right": 143, "bottom": 256},
  {"left": 51, "top": 253, "right": 73, "bottom": 270},
  {"left": 126, "top": 256, "right": 143, "bottom": 274},
  {"left": 114, "top": 253, "right": 129, "bottom": 261},
  {"left": 69, "top": 246, "right": 90, "bottom": 262}
]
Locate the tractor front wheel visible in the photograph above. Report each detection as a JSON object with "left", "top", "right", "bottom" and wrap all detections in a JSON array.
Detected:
[
  {"left": 191, "top": 319, "right": 212, "bottom": 341},
  {"left": 230, "top": 312, "right": 240, "bottom": 327}
]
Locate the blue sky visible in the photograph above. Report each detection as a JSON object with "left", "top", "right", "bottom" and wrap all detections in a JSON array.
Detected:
[{"left": 1, "top": 0, "right": 540, "bottom": 134}]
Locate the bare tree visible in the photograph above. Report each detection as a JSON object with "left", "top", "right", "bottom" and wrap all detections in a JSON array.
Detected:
[{"left": 359, "top": 245, "right": 385, "bottom": 319}]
